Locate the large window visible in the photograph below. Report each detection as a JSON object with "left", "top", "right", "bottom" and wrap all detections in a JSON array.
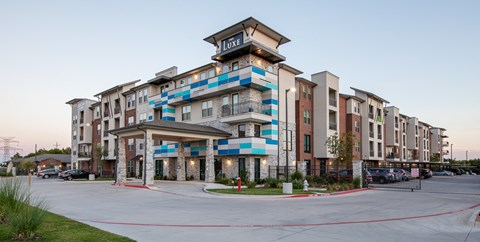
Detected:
[
  {"left": 182, "top": 105, "right": 191, "bottom": 121},
  {"left": 128, "top": 116, "right": 134, "bottom": 126},
  {"left": 283, "top": 129, "right": 292, "bottom": 151},
  {"left": 238, "top": 124, "right": 246, "bottom": 137},
  {"left": 307, "top": 88, "right": 312, "bottom": 100},
  {"left": 304, "top": 135, "right": 311, "bottom": 153},
  {"left": 187, "top": 76, "right": 192, "bottom": 85},
  {"left": 254, "top": 125, "right": 261, "bottom": 137},
  {"left": 127, "top": 96, "right": 131, "bottom": 108},
  {"left": 222, "top": 65, "right": 229, "bottom": 73},
  {"left": 139, "top": 113, "right": 147, "bottom": 123},
  {"left": 138, "top": 90, "right": 143, "bottom": 104},
  {"left": 232, "top": 61, "right": 239, "bottom": 71},
  {"left": 202, "top": 100, "right": 213, "bottom": 117},
  {"left": 128, "top": 139, "right": 134, "bottom": 151},
  {"left": 143, "top": 89, "right": 148, "bottom": 103},
  {"left": 200, "top": 72, "right": 207, "bottom": 80},
  {"left": 238, "top": 158, "right": 246, "bottom": 177},
  {"left": 304, "top": 110, "right": 311, "bottom": 124},
  {"left": 302, "top": 85, "right": 306, "bottom": 98},
  {"left": 355, "top": 120, "right": 360, "bottom": 132},
  {"left": 208, "top": 69, "right": 215, "bottom": 78}
]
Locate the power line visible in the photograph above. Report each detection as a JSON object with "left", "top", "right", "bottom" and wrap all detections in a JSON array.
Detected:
[{"left": 0, "top": 137, "right": 23, "bottom": 163}]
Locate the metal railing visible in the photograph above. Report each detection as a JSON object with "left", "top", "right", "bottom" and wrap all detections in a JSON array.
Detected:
[
  {"left": 78, "top": 152, "right": 91, "bottom": 158},
  {"left": 103, "top": 131, "right": 109, "bottom": 137},
  {"left": 79, "top": 118, "right": 84, "bottom": 124},
  {"left": 329, "top": 98, "right": 337, "bottom": 107},
  {"left": 370, "top": 150, "right": 374, "bottom": 157},
  {"left": 369, "top": 131, "right": 374, "bottom": 138},
  {"left": 103, "top": 111, "right": 109, "bottom": 117},
  {"left": 329, "top": 122, "right": 337, "bottom": 130},
  {"left": 386, "top": 153, "right": 400, "bottom": 159},
  {"left": 378, "top": 151, "right": 383, "bottom": 157},
  {"left": 221, "top": 101, "right": 269, "bottom": 117},
  {"left": 369, "top": 113, "right": 374, "bottom": 119},
  {"left": 114, "top": 107, "right": 121, "bottom": 114},
  {"left": 79, "top": 136, "right": 84, "bottom": 141}
]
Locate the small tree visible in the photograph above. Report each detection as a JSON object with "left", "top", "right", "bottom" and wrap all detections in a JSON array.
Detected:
[
  {"left": 20, "top": 161, "right": 37, "bottom": 188},
  {"left": 94, "top": 144, "right": 108, "bottom": 176},
  {"left": 325, "top": 132, "right": 355, "bottom": 181}
]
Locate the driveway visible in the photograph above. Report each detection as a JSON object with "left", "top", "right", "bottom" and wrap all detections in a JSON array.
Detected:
[{"left": 26, "top": 175, "right": 480, "bottom": 242}]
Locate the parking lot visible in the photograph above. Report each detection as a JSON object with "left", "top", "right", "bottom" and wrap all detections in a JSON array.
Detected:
[{"left": 25, "top": 175, "right": 480, "bottom": 242}]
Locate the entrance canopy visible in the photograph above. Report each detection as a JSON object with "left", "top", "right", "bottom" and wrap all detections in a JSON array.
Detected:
[{"left": 108, "top": 120, "right": 231, "bottom": 141}]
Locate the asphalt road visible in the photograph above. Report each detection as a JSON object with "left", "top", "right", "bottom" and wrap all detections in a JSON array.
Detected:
[{"left": 21, "top": 175, "right": 480, "bottom": 242}]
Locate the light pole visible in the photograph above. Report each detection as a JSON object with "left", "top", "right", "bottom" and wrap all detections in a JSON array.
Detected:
[
  {"left": 465, "top": 150, "right": 468, "bottom": 169},
  {"left": 450, "top": 143, "right": 453, "bottom": 161},
  {"left": 285, "top": 87, "right": 295, "bottom": 183}
]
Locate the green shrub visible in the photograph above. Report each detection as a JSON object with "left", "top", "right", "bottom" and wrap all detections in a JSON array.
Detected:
[
  {"left": 0, "top": 178, "right": 49, "bottom": 240},
  {"left": 239, "top": 169, "right": 249, "bottom": 184},
  {"left": 313, "top": 176, "right": 326, "bottom": 186},
  {"left": 216, "top": 178, "right": 233, "bottom": 186},
  {"left": 305, "top": 175, "right": 313, "bottom": 184},
  {"left": 326, "top": 178, "right": 336, "bottom": 185},
  {"left": 0, "top": 171, "right": 13, "bottom": 177},
  {"left": 292, "top": 179, "right": 303, "bottom": 189},
  {"left": 247, "top": 182, "right": 257, "bottom": 189},
  {"left": 256, "top": 178, "right": 266, "bottom": 184},
  {"left": 352, "top": 177, "right": 361, "bottom": 188},
  {"left": 291, "top": 171, "right": 303, "bottom": 181},
  {"left": 264, "top": 177, "right": 278, "bottom": 188}
]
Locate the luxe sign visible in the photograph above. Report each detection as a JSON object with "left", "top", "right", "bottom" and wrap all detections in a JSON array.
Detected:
[{"left": 221, "top": 33, "right": 243, "bottom": 52}]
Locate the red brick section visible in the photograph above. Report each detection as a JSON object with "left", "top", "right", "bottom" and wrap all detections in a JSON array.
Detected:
[
  {"left": 124, "top": 109, "right": 137, "bottom": 176},
  {"left": 37, "top": 158, "right": 62, "bottom": 169},
  {"left": 125, "top": 109, "right": 136, "bottom": 127},
  {"left": 339, "top": 96, "right": 363, "bottom": 163},
  {"left": 295, "top": 78, "right": 315, "bottom": 172},
  {"left": 339, "top": 96, "right": 347, "bottom": 136}
]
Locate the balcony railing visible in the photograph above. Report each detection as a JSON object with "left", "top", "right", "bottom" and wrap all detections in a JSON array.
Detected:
[
  {"left": 80, "top": 118, "right": 84, "bottom": 124},
  {"left": 103, "top": 131, "right": 109, "bottom": 137},
  {"left": 79, "top": 136, "right": 84, "bottom": 141},
  {"left": 114, "top": 107, "right": 121, "bottom": 114},
  {"left": 73, "top": 135, "right": 77, "bottom": 140},
  {"left": 72, "top": 120, "right": 77, "bottom": 124},
  {"left": 395, "top": 123, "right": 399, "bottom": 128},
  {"left": 329, "top": 122, "right": 337, "bottom": 130},
  {"left": 386, "top": 153, "right": 400, "bottom": 159},
  {"left": 370, "top": 150, "right": 374, "bottom": 157},
  {"left": 378, "top": 133, "right": 382, "bottom": 139},
  {"left": 369, "top": 113, "right": 374, "bottom": 119},
  {"left": 103, "top": 111, "right": 109, "bottom": 117},
  {"left": 78, "top": 152, "right": 91, "bottom": 158},
  {"left": 369, "top": 131, "right": 374, "bottom": 138},
  {"left": 378, "top": 151, "right": 383, "bottom": 157},
  {"left": 221, "top": 101, "right": 270, "bottom": 117},
  {"left": 329, "top": 98, "right": 337, "bottom": 107}
]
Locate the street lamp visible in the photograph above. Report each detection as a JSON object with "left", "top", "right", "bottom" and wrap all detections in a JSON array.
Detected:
[
  {"left": 465, "top": 150, "right": 468, "bottom": 169},
  {"left": 450, "top": 143, "right": 453, "bottom": 161},
  {"left": 284, "top": 87, "right": 295, "bottom": 189}
]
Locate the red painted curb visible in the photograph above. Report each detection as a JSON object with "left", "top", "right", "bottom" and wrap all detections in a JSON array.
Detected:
[
  {"left": 285, "top": 187, "right": 373, "bottom": 198},
  {"left": 112, "top": 183, "right": 151, "bottom": 190}
]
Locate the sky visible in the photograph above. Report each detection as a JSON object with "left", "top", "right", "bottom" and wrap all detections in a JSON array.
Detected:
[{"left": 1, "top": 0, "right": 479, "bottom": 161}]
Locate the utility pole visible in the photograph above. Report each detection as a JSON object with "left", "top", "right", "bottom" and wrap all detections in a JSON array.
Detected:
[
  {"left": 0, "top": 137, "right": 23, "bottom": 163},
  {"left": 450, "top": 143, "right": 453, "bottom": 162},
  {"left": 465, "top": 150, "right": 468, "bottom": 169},
  {"left": 53, "top": 142, "right": 61, "bottom": 149}
]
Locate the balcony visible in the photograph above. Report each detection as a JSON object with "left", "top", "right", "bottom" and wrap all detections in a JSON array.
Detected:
[
  {"left": 329, "top": 98, "right": 337, "bottom": 107},
  {"left": 378, "top": 152, "right": 382, "bottom": 157},
  {"left": 78, "top": 152, "right": 91, "bottom": 158},
  {"left": 103, "top": 131, "right": 109, "bottom": 137},
  {"left": 221, "top": 101, "right": 272, "bottom": 124},
  {"left": 114, "top": 107, "right": 121, "bottom": 114},
  {"left": 80, "top": 118, "right": 84, "bottom": 124},
  {"left": 442, "top": 142, "right": 449, "bottom": 147},
  {"left": 79, "top": 136, "right": 84, "bottom": 141},
  {"left": 378, "top": 133, "right": 382, "bottom": 139},
  {"left": 151, "top": 65, "right": 277, "bottom": 107},
  {"left": 386, "top": 153, "right": 400, "bottom": 159},
  {"left": 369, "top": 131, "right": 374, "bottom": 138},
  {"left": 370, "top": 150, "right": 374, "bottom": 157},
  {"left": 368, "top": 113, "right": 374, "bottom": 119},
  {"left": 395, "top": 123, "right": 399, "bottom": 128},
  {"left": 103, "top": 111, "right": 110, "bottom": 117},
  {"left": 329, "top": 122, "right": 337, "bottom": 131}
]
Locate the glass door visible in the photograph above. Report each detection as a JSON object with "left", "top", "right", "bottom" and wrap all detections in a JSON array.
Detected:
[
  {"left": 200, "top": 159, "right": 206, "bottom": 181},
  {"left": 254, "top": 158, "right": 260, "bottom": 181}
]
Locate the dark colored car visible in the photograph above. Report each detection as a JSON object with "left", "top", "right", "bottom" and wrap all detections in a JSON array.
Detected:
[
  {"left": 450, "top": 168, "right": 462, "bottom": 175},
  {"left": 37, "top": 169, "right": 62, "bottom": 179},
  {"left": 62, "top": 169, "right": 90, "bottom": 180},
  {"left": 368, "top": 168, "right": 395, "bottom": 184},
  {"left": 58, "top": 169, "right": 74, "bottom": 179},
  {"left": 421, "top": 169, "right": 432, "bottom": 179},
  {"left": 327, "top": 169, "right": 372, "bottom": 185}
]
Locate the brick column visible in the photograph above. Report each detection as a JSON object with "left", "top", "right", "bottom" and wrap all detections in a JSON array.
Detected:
[
  {"left": 144, "top": 131, "right": 155, "bottom": 186},
  {"left": 248, "top": 157, "right": 254, "bottom": 182},
  {"left": 352, "top": 160, "right": 363, "bottom": 188},
  {"left": 176, "top": 142, "right": 186, "bottom": 181},
  {"left": 205, "top": 139, "right": 215, "bottom": 183},
  {"left": 116, "top": 137, "right": 127, "bottom": 184}
]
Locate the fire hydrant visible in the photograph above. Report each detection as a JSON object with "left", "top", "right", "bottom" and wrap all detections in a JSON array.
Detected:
[
  {"left": 237, "top": 177, "right": 242, "bottom": 192},
  {"left": 303, "top": 179, "right": 309, "bottom": 192}
]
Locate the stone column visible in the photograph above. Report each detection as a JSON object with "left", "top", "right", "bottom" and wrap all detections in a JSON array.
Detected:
[
  {"left": 116, "top": 137, "right": 127, "bottom": 184},
  {"left": 248, "top": 157, "right": 255, "bottom": 182},
  {"left": 352, "top": 160, "right": 363, "bottom": 188},
  {"left": 144, "top": 131, "right": 155, "bottom": 186},
  {"left": 176, "top": 142, "right": 186, "bottom": 181},
  {"left": 205, "top": 139, "right": 215, "bottom": 183}
]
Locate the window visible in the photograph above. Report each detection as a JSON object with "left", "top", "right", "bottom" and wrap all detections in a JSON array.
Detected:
[
  {"left": 128, "top": 160, "right": 134, "bottom": 174},
  {"left": 187, "top": 76, "right": 192, "bottom": 85},
  {"left": 97, "top": 124, "right": 101, "bottom": 135},
  {"left": 355, "top": 141, "right": 360, "bottom": 152},
  {"left": 232, "top": 61, "right": 239, "bottom": 71},
  {"left": 138, "top": 91, "right": 143, "bottom": 104},
  {"left": 95, "top": 107, "right": 100, "bottom": 117},
  {"left": 200, "top": 72, "right": 207, "bottom": 80},
  {"left": 283, "top": 129, "right": 292, "bottom": 151},
  {"left": 303, "top": 110, "right": 311, "bottom": 124},
  {"left": 222, "top": 65, "right": 229, "bottom": 73},
  {"left": 139, "top": 113, "right": 147, "bottom": 123},
  {"left": 369, "top": 122, "right": 374, "bottom": 138},
  {"left": 143, "top": 89, "right": 148, "bottom": 103},
  {"left": 182, "top": 105, "right": 191, "bottom": 121},
  {"left": 202, "top": 100, "right": 213, "bottom": 117},
  {"left": 128, "top": 116, "right": 134, "bottom": 126},
  {"left": 376, "top": 108, "right": 382, "bottom": 122},
  {"left": 369, "top": 105, "right": 374, "bottom": 119},
  {"left": 267, "top": 65, "right": 273, "bottom": 73},
  {"left": 302, "top": 85, "right": 306, "bottom": 98},
  {"left": 304, "top": 135, "right": 311, "bottom": 153},
  {"left": 355, "top": 120, "right": 360, "bottom": 132},
  {"left": 127, "top": 96, "right": 131, "bottom": 108},
  {"left": 128, "top": 139, "right": 134, "bottom": 151},
  {"left": 254, "top": 125, "right": 261, "bottom": 137},
  {"left": 369, "top": 141, "right": 374, "bottom": 156},
  {"left": 232, "top": 93, "right": 239, "bottom": 114},
  {"left": 238, "top": 124, "right": 246, "bottom": 137},
  {"left": 308, "top": 88, "right": 312, "bottom": 100},
  {"left": 139, "top": 143, "right": 144, "bottom": 150},
  {"left": 238, "top": 158, "right": 246, "bottom": 177},
  {"left": 377, "top": 125, "right": 382, "bottom": 139},
  {"left": 378, "top": 143, "right": 382, "bottom": 157},
  {"left": 208, "top": 69, "right": 215, "bottom": 78},
  {"left": 353, "top": 102, "right": 359, "bottom": 113},
  {"left": 180, "top": 79, "right": 185, "bottom": 87},
  {"left": 131, "top": 94, "right": 136, "bottom": 107}
]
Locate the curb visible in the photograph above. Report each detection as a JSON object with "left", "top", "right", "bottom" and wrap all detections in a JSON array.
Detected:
[
  {"left": 466, "top": 208, "right": 480, "bottom": 227},
  {"left": 112, "top": 183, "right": 151, "bottom": 190}
]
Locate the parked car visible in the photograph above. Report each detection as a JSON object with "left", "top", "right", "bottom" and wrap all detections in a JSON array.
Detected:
[
  {"left": 363, "top": 169, "right": 373, "bottom": 185},
  {"left": 62, "top": 169, "right": 90, "bottom": 180},
  {"left": 432, "top": 170, "right": 452, "bottom": 176},
  {"left": 402, "top": 170, "right": 413, "bottom": 181},
  {"left": 368, "top": 168, "right": 395, "bottom": 184},
  {"left": 37, "top": 169, "right": 62, "bottom": 179},
  {"left": 421, "top": 169, "right": 432, "bottom": 179},
  {"left": 393, "top": 169, "right": 409, "bottom": 181},
  {"left": 327, "top": 169, "right": 372, "bottom": 185},
  {"left": 391, "top": 170, "right": 402, "bottom": 182},
  {"left": 466, "top": 170, "right": 477, "bottom": 175},
  {"left": 58, "top": 169, "right": 74, "bottom": 179},
  {"left": 450, "top": 168, "right": 462, "bottom": 175}
]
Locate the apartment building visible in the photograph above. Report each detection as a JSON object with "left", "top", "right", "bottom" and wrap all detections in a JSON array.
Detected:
[
  {"left": 419, "top": 122, "right": 430, "bottom": 162},
  {"left": 385, "top": 106, "right": 400, "bottom": 163},
  {"left": 351, "top": 88, "right": 388, "bottom": 167},
  {"left": 339, "top": 94, "right": 363, "bottom": 161},
  {"left": 430, "top": 127, "right": 448, "bottom": 162},
  {"left": 295, "top": 77, "right": 316, "bottom": 176},
  {"left": 66, "top": 98, "right": 96, "bottom": 170}
]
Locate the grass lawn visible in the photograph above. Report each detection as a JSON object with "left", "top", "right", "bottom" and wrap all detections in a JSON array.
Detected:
[
  {"left": 0, "top": 210, "right": 134, "bottom": 242},
  {"left": 207, "top": 188, "right": 320, "bottom": 195}
]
